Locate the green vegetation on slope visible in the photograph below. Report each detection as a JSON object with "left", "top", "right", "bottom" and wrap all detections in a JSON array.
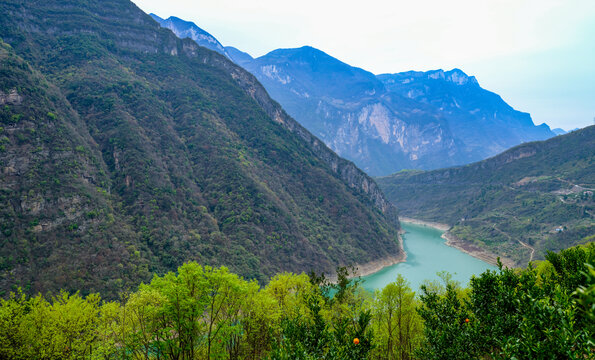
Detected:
[
  {"left": 0, "top": 244, "right": 593, "bottom": 359},
  {"left": 0, "top": 0, "right": 400, "bottom": 298},
  {"left": 377, "top": 126, "right": 595, "bottom": 265}
]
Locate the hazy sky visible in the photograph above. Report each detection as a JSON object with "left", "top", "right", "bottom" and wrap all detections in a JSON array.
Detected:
[{"left": 133, "top": 0, "right": 595, "bottom": 130}]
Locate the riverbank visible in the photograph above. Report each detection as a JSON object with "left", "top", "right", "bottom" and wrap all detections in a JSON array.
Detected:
[
  {"left": 399, "top": 217, "right": 450, "bottom": 231},
  {"left": 442, "top": 232, "right": 516, "bottom": 268},
  {"left": 400, "top": 217, "right": 516, "bottom": 268},
  {"left": 343, "top": 235, "right": 406, "bottom": 279},
  {"left": 353, "top": 254, "right": 406, "bottom": 278}
]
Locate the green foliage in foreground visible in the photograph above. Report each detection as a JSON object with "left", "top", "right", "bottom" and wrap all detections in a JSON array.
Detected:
[
  {"left": 0, "top": 244, "right": 593, "bottom": 359},
  {"left": 417, "top": 243, "right": 594, "bottom": 359}
]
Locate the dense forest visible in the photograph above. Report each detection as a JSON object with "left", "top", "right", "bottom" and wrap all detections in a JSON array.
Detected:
[
  {"left": 0, "top": 243, "right": 593, "bottom": 359},
  {"left": 0, "top": 0, "right": 401, "bottom": 298},
  {"left": 378, "top": 126, "right": 595, "bottom": 266}
]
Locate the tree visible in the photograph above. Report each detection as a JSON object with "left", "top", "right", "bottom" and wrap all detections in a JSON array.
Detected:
[{"left": 371, "top": 275, "right": 422, "bottom": 360}]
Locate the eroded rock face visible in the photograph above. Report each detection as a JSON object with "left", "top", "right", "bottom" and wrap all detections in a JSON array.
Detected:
[
  {"left": 233, "top": 48, "right": 466, "bottom": 176},
  {"left": 235, "top": 48, "right": 554, "bottom": 176},
  {"left": 0, "top": 89, "right": 22, "bottom": 105}
]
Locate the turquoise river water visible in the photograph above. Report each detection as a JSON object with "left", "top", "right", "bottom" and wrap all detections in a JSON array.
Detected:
[{"left": 361, "top": 222, "right": 498, "bottom": 293}]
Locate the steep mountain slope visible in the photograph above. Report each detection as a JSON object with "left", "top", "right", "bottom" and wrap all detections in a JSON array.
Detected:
[
  {"left": 153, "top": 16, "right": 556, "bottom": 176},
  {"left": 377, "top": 126, "right": 595, "bottom": 266},
  {"left": 0, "top": 0, "right": 401, "bottom": 297}
]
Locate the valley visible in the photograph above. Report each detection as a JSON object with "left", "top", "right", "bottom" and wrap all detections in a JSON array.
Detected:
[
  {"left": 377, "top": 126, "right": 595, "bottom": 266},
  {"left": 0, "top": 0, "right": 593, "bottom": 358},
  {"left": 361, "top": 222, "right": 498, "bottom": 293}
]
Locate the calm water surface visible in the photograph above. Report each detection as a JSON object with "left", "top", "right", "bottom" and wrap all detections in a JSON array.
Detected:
[{"left": 362, "top": 222, "right": 498, "bottom": 293}]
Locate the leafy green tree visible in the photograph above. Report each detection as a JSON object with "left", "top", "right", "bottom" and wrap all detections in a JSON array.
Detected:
[
  {"left": 202, "top": 266, "right": 252, "bottom": 360},
  {"left": 240, "top": 287, "right": 280, "bottom": 359},
  {"left": 417, "top": 282, "right": 476, "bottom": 360},
  {"left": 94, "top": 300, "right": 126, "bottom": 360},
  {"left": 264, "top": 272, "right": 314, "bottom": 321},
  {"left": 371, "top": 275, "right": 422, "bottom": 360},
  {"left": 0, "top": 289, "right": 29, "bottom": 360},
  {"left": 147, "top": 262, "right": 209, "bottom": 359},
  {"left": 122, "top": 286, "right": 167, "bottom": 359},
  {"left": 20, "top": 292, "right": 101, "bottom": 359}
]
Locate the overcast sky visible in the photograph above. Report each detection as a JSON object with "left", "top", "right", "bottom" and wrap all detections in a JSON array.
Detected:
[{"left": 133, "top": 0, "right": 595, "bottom": 130}]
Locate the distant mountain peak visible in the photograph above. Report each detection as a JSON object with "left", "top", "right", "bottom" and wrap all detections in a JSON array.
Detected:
[
  {"left": 263, "top": 46, "right": 337, "bottom": 63},
  {"left": 426, "top": 69, "right": 479, "bottom": 86},
  {"left": 150, "top": 13, "right": 230, "bottom": 59},
  {"left": 386, "top": 68, "right": 479, "bottom": 87}
]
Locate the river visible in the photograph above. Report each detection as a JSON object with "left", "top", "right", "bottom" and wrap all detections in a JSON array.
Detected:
[{"left": 361, "top": 222, "right": 498, "bottom": 293}]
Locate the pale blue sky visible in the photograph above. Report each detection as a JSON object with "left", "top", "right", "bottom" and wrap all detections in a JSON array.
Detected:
[{"left": 133, "top": 0, "right": 595, "bottom": 130}]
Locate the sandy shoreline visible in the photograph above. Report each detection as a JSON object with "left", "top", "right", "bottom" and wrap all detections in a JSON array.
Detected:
[
  {"left": 354, "top": 232, "right": 407, "bottom": 277},
  {"left": 327, "top": 234, "right": 407, "bottom": 281},
  {"left": 353, "top": 253, "right": 406, "bottom": 278},
  {"left": 399, "top": 217, "right": 451, "bottom": 231}
]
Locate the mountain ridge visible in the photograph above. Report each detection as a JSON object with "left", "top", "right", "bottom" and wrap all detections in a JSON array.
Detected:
[
  {"left": 151, "top": 14, "right": 555, "bottom": 176},
  {"left": 377, "top": 126, "right": 595, "bottom": 266},
  {"left": 0, "top": 0, "right": 401, "bottom": 297}
]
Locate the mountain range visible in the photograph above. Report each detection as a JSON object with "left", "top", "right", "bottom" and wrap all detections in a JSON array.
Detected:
[
  {"left": 0, "top": 0, "right": 402, "bottom": 297},
  {"left": 377, "top": 126, "right": 595, "bottom": 266},
  {"left": 152, "top": 16, "right": 556, "bottom": 176}
]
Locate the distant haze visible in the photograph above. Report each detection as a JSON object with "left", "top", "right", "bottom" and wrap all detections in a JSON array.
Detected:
[{"left": 132, "top": 0, "right": 595, "bottom": 131}]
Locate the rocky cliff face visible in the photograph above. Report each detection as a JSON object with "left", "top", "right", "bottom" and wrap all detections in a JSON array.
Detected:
[
  {"left": 239, "top": 47, "right": 463, "bottom": 176},
  {"left": 241, "top": 48, "right": 555, "bottom": 176},
  {"left": 378, "top": 69, "right": 555, "bottom": 161}
]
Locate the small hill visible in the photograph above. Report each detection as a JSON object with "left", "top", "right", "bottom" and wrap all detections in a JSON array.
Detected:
[{"left": 377, "top": 126, "right": 595, "bottom": 265}]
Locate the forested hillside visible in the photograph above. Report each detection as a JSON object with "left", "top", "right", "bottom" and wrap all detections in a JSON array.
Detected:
[
  {"left": 378, "top": 126, "right": 594, "bottom": 265},
  {"left": 0, "top": 0, "right": 401, "bottom": 298}
]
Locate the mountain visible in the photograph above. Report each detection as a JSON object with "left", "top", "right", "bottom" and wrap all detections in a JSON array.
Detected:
[
  {"left": 377, "top": 126, "right": 595, "bottom": 266},
  {"left": 153, "top": 17, "right": 557, "bottom": 176},
  {"left": 0, "top": 0, "right": 402, "bottom": 297},
  {"left": 552, "top": 128, "right": 568, "bottom": 136},
  {"left": 225, "top": 46, "right": 254, "bottom": 67},
  {"left": 243, "top": 48, "right": 557, "bottom": 176},
  {"left": 149, "top": 15, "right": 255, "bottom": 68},
  {"left": 241, "top": 46, "right": 463, "bottom": 176},
  {"left": 150, "top": 14, "right": 232, "bottom": 59},
  {"left": 378, "top": 69, "right": 554, "bottom": 160}
]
